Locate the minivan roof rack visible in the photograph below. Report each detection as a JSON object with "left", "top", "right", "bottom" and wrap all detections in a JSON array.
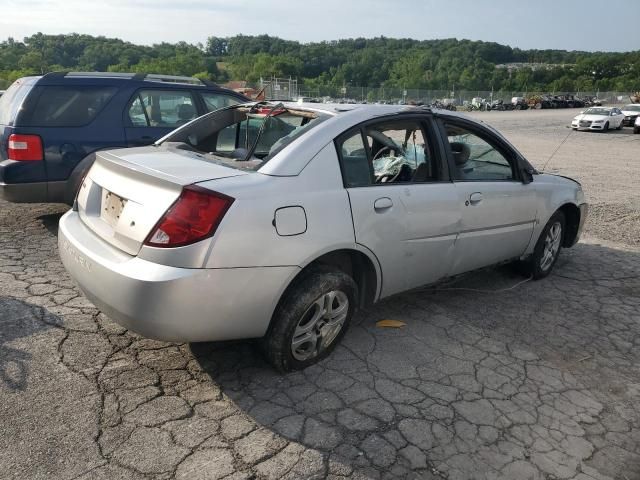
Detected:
[{"left": 42, "top": 71, "right": 217, "bottom": 87}]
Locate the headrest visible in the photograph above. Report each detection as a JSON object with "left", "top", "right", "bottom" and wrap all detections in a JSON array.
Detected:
[
  {"left": 450, "top": 142, "right": 470, "bottom": 166},
  {"left": 177, "top": 103, "right": 196, "bottom": 120}
]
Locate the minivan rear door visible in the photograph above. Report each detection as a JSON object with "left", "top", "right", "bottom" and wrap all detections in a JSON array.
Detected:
[
  {"left": 124, "top": 89, "right": 199, "bottom": 147},
  {"left": 0, "top": 77, "right": 48, "bottom": 184}
]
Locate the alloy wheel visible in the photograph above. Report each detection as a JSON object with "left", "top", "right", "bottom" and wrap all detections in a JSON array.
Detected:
[
  {"left": 291, "top": 290, "right": 349, "bottom": 361},
  {"left": 540, "top": 222, "right": 562, "bottom": 271}
]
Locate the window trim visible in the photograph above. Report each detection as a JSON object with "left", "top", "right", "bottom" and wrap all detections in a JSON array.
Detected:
[
  {"left": 435, "top": 116, "right": 524, "bottom": 183},
  {"left": 334, "top": 113, "right": 450, "bottom": 189}
]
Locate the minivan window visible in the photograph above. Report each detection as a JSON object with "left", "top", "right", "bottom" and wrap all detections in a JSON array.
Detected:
[
  {"left": 129, "top": 90, "right": 197, "bottom": 127},
  {"left": 201, "top": 92, "right": 242, "bottom": 112},
  {"left": 19, "top": 86, "right": 116, "bottom": 127},
  {"left": 0, "top": 79, "right": 35, "bottom": 126}
]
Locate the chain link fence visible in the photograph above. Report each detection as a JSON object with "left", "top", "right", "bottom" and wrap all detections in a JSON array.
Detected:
[{"left": 259, "top": 83, "right": 635, "bottom": 106}]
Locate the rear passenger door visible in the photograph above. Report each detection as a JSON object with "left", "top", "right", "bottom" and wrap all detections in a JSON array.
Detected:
[
  {"left": 337, "top": 115, "right": 461, "bottom": 298},
  {"left": 437, "top": 119, "right": 537, "bottom": 275},
  {"left": 124, "top": 89, "right": 198, "bottom": 146}
]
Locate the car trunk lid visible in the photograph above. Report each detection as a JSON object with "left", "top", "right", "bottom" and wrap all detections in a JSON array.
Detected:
[{"left": 77, "top": 145, "right": 247, "bottom": 255}]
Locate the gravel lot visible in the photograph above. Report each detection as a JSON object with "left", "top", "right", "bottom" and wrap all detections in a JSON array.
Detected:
[{"left": 1, "top": 109, "right": 639, "bottom": 480}]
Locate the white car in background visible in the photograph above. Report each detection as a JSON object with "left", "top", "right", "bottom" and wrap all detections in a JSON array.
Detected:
[
  {"left": 620, "top": 104, "right": 640, "bottom": 127},
  {"left": 571, "top": 107, "right": 624, "bottom": 132},
  {"left": 634, "top": 115, "right": 640, "bottom": 134}
]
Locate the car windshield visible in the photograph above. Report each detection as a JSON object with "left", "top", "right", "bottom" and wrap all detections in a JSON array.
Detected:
[
  {"left": 584, "top": 108, "right": 611, "bottom": 116},
  {"left": 159, "top": 104, "right": 328, "bottom": 171},
  {"left": 623, "top": 105, "right": 640, "bottom": 112}
]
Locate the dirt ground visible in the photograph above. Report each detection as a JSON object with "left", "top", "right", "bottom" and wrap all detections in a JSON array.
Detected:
[{"left": 466, "top": 108, "right": 640, "bottom": 247}]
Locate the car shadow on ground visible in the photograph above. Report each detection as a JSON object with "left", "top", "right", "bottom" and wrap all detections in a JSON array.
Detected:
[
  {"left": 37, "top": 211, "right": 65, "bottom": 236},
  {"left": 0, "top": 297, "right": 62, "bottom": 391},
  {"left": 190, "top": 242, "right": 640, "bottom": 479}
]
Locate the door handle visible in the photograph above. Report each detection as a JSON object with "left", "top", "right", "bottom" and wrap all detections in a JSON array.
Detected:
[
  {"left": 374, "top": 197, "right": 393, "bottom": 212},
  {"left": 468, "top": 192, "right": 483, "bottom": 205}
]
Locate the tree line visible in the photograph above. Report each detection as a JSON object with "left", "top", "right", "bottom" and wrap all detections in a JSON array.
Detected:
[{"left": 1, "top": 33, "right": 638, "bottom": 93}]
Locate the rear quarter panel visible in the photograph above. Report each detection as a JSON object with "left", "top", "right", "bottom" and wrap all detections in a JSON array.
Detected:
[{"left": 199, "top": 143, "right": 358, "bottom": 269}]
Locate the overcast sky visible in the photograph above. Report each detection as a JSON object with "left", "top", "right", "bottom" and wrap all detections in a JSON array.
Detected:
[{"left": 1, "top": 0, "right": 639, "bottom": 52}]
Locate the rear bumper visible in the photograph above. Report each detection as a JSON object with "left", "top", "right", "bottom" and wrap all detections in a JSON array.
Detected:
[
  {"left": 58, "top": 211, "right": 299, "bottom": 342},
  {"left": 0, "top": 180, "right": 66, "bottom": 203},
  {"left": 0, "top": 181, "right": 48, "bottom": 202}
]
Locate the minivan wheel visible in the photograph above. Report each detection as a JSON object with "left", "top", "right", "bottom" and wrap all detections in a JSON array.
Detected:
[
  {"left": 517, "top": 211, "right": 566, "bottom": 280},
  {"left": 263, "top": 267, "right": 357, "bottom": 372}
]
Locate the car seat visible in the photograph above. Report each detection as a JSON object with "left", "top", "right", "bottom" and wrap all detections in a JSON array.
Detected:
[
  {"left": 450, "top": 142, "right": 471, "bottom": 179},
  {"left": 176, "top": 104, "right": 196, "bottom": 125}
]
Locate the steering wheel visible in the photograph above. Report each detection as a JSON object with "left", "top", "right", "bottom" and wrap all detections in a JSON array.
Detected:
[{"left": 375, "top": 172, "right": 400, "bottom": 183}]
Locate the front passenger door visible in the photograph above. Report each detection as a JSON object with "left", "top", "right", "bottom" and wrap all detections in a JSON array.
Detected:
[{"left": 439, "top": 120, "right": 537, "bottom": 275}]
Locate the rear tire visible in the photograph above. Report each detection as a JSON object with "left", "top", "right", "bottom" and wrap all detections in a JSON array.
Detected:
[
  {"left": 616, "top": 121, "right": 623, "bottom": 130},
  {"left": 516, "top": 211, "right": 566, "bottom": 280},
  {"left": 262, "top": 267, "right": 357, "bottom": 372}
]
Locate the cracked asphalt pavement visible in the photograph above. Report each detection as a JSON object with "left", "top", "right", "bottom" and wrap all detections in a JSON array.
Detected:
[{"left": 1, "top": 110, "right": 640, "bottom": 479}]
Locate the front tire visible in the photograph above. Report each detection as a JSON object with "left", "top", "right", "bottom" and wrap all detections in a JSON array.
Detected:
[
  {"left": 263, "top": 267, "right": 357, "bottom": 372},
  {"left": 518, "top": 211, "right": 566, "bottom": 280},
  {"left": 602, "top": 122, "right": 609, "bottom": 132}
]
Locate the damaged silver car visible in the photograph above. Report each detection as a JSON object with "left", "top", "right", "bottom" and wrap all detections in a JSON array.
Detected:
[{"left": 59, "top": 102, "right": 587, "bottom": 371}]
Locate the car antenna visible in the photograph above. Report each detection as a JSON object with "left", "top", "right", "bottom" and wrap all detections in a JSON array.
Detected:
[{"left": 541, "top": 127, "right": 574, "bottom": 172}]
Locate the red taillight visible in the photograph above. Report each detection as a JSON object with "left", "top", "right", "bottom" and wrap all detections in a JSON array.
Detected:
[
  {"left": 144, "top": 186, "right": 234, "bottom": 248},
  {"left": 7, "top": 134, "right": 43, "bottom": 161}
]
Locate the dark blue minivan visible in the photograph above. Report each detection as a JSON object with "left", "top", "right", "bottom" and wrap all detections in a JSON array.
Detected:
[{"left": 0, "top": 72, "right": 248, "bottom": 204}]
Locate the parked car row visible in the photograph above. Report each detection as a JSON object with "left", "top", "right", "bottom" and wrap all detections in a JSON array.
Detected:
[{"left": 571, "top": 105, "right": 640, "bottom": 133}]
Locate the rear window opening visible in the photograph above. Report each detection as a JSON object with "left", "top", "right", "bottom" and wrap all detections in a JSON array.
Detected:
[{"left": 159, "top": 104, "right": 328, "bottom": 171}]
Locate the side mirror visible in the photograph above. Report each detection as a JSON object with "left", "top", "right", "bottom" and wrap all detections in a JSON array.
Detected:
[{"left": 520, "top": 161, "right": 535, "bottom": 184}]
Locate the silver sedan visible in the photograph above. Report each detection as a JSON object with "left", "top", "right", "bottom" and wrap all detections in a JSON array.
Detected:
[{"left": 59, "top": 103, "right": 588, "bottom": 371}]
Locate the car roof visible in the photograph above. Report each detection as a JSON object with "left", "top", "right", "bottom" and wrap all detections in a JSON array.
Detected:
[
  {"left": 33, "top": 71, "right": 241, "bottom": 93},
  {"left": 256, "top": 101, "right": 487, "bottom": 176}
]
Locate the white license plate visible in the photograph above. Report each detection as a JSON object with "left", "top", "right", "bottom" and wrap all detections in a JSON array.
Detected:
[{"left": 101, "top": 189, "right": 127, "bottom": 228}]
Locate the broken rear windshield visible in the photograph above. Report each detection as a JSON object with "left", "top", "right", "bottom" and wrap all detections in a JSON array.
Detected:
[{"left": 158, "top": 104, "right": 329, "bottom": 171}]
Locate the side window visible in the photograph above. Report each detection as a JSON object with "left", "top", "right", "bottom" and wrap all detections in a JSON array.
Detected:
[
  {"left": 20, "top": 86, "right": 116, "bottom": 127},
  {"left": 128, "top": 90, "right": 196, "bottom": 127},
  {"left": 201, "top": 92, "right": 242, "bottom": 112},
  {"left": 339, "top": 132, "right": 372, "bottom": 187},
  {"left": 336, "top": 118, "right": 439, "bottom": 187},
  {"left": 215, "top": 123, "right": 238, "bottom": 152},
  {"left": 442, "top": 123, "right": 514, "bottom": 181}
]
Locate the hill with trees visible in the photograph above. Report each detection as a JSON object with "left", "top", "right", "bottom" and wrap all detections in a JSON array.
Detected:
[{"left": 1, "top": 33, "right": 638, "bottom": 93}]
